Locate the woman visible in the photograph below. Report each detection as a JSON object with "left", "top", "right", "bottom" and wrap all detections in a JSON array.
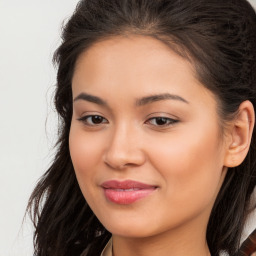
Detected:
[{"left": 27, "top": 0, "right": 256, "bottom": 255}]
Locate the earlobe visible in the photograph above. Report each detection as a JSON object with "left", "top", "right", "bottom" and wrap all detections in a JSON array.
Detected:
[{"left": 224, "top": 100, "right": 255, "bottom": 168}]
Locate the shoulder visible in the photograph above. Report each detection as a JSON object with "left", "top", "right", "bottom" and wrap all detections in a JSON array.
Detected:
[{"left": 239, "top": 229, "right": 256, "bottom": 256}]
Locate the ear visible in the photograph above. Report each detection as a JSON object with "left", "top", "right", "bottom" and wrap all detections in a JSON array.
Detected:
[{"left": 224, "top": 100, "right": 255, "bottom": 168}]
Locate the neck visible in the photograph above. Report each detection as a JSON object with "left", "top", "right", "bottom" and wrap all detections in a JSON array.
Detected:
[{"left": 112, "top": 215, "right": 211, "bottom": 256}]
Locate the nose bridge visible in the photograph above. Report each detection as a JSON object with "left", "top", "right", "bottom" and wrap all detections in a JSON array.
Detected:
[{"left": 103, "top": 121, "right": 145, "bottom": 169}]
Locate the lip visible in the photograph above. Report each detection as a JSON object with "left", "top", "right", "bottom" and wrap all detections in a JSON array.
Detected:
[{"left": 101, "top": 180, "right": 157, "bottom": 205}]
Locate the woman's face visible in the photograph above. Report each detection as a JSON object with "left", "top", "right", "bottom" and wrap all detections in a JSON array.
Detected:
[{"left": 70, "top": 36, "right": 228, "bottom": 238}]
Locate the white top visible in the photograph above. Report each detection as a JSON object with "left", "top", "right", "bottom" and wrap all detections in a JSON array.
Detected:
[{"left": 101, "top": 238, "right": 112, "bottom": 256}]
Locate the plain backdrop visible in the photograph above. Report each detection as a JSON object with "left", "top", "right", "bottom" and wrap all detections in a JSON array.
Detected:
[{"left": 0, "top": 1, "right": 256, "bottom": 255}]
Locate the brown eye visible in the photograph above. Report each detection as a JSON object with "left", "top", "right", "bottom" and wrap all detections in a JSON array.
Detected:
[
  {"left": 91, "top": 115, "right": 104, "bottom": 124},
  {"left": 147, "top": 117, "right": 178, "bottom": 126},
  {"left": 78, "top": 115, "right": 108, "bottom": 125}
]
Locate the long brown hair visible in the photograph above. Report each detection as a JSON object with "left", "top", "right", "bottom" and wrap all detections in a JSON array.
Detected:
[{"left": 27, "top": 0, "right": 256, "bottom": 255}]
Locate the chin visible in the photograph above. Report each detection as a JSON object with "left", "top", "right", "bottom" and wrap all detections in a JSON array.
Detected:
[{"left": 102, "top": 218, "right": 155, "bottom": 238}]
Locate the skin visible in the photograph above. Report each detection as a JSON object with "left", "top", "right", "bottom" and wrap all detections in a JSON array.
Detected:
[{"left": 69, "top": 35, "right": 253, "bottom": 256}]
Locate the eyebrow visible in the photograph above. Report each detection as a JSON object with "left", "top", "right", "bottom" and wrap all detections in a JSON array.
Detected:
[
  {"left": 73, "top": 93, "right": 107, "bottom": 106},
  {"left": 73, "top": 92, "right": 189, "bottom": 106},
  {"left": 135, "top": 93, "right": 189, "bottom": 106}
]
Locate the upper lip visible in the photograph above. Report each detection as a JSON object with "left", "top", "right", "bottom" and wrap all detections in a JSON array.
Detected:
[{"left": 101, "top": 180, "right": 157, "bottom": 189}]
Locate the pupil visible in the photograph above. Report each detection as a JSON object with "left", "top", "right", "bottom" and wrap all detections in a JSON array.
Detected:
[
  {"left": 156, "top": 117, "right": 167, "bottom": 125},
  {"left": 92, "top": 116, "right": 103, "bottom": 124}
]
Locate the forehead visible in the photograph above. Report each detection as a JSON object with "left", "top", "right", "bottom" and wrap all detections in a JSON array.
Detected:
[
  {"left": 73, "top": 35, "right": 196, "bottom": 89},
  {"left": 75, "top": 35, "right": 193, "bottom": 71},
  {"left": 72, "top": 35, "right": 217, "bottom": 112}
]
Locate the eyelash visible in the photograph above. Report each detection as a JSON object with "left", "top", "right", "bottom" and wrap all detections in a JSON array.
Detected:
[
  {"left": 77, "top": 115, "right": 108, "bottom": 126},
  {"left": 77, "top": 115, "right": 179, "bottom": 127},
  {"left": 146, "top": 117, "right": 179, "bottom": 127}
]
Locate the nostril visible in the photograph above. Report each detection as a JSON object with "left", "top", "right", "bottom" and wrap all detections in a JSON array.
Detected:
[
  {"left": 104, "top": 156, "right": 138, "bottom": 170},
  {"left": 103, "top": 147, "right": 146, "bottom": 170}
]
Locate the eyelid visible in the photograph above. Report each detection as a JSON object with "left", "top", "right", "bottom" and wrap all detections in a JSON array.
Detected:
[
  {"left": 144, "top": 113, "right": 179, "bottom": 127},
  {"left": 77, "top": 114, "right": 109, "bottom": 126},
  {"left": 146, "top": 111, "right": 178, "bottom": 117},
  {"left": 146, "top": 117, "right": 178, "bottom": 125}
]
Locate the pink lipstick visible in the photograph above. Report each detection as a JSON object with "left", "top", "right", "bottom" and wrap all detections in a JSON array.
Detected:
[{"left": 101, "top": 180, "right": 157, "bottom": 205}]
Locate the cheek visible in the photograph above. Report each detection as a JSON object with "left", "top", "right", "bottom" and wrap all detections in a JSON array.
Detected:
[
  {"left": 69, "top": 125, "right": 103, "bottom": 192},
  {"left": 148, "top": 125, "right": 225, "bottom": 209}
]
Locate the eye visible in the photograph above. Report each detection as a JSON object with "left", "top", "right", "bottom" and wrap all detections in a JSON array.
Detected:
[
  {"left": 146, "top": 117, "right": 178, "bottom": 127},
  {"left": 78, "top": 115, "right": 108, "bottom": 126}
]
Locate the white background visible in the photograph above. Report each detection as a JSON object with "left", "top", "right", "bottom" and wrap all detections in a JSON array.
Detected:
[{"left": 0, "top": 1, "right": 255, "bottom": 255}]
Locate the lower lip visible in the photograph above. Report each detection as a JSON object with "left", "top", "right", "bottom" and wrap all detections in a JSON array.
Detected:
[{"left": 103, "top": 188, "right": 156, "bottom": 205}]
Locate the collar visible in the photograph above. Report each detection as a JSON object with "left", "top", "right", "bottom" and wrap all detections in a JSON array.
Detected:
[{"left": 101, "top": 238, "right": 113, "bottom": 256}]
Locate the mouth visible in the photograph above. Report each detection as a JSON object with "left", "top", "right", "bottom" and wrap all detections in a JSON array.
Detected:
[{"left": 101, "top": 180, "right": 158, "bottom": 205}]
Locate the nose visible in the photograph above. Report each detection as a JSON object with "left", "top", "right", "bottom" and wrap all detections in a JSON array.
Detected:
[{"left": 103, "top": 124, "right": 146, "bottom": 170}]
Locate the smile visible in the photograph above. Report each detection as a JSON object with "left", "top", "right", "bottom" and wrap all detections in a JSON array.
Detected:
[{"left": 101, "top": 180, "right": 157, "bottom": 205}]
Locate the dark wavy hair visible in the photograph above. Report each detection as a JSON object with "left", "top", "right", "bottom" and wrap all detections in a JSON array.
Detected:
[{"left": 27, "top": 0, "right": 256, "bottom": 255}]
